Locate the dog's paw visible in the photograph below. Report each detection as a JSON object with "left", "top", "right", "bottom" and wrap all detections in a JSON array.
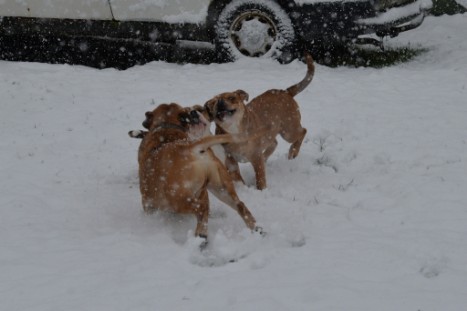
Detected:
[
  {"left": 198, "top": 234, "right": 209, "bottom": 251},
  {"left": 254, "top": 226, "right": 266, "bottom": 237}
]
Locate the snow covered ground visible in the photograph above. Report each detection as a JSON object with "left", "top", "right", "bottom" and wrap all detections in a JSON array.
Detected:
[{"left": 1, "top": 13, "right": 467, "bottom": 311}]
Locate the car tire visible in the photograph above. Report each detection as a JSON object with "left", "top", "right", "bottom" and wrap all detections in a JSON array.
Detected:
[{"left": 215, "top": 0, "right": 296, "bottom": 63}]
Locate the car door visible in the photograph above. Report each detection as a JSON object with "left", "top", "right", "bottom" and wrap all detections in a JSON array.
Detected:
[
  {"left": 0, "top": 0, "right": 113, "bottom": 20},
  {"left": 109, "top": 0, "right": 211, "bottom": 23}
]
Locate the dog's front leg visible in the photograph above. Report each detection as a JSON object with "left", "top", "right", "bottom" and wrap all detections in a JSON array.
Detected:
[
  {"left": 193, "top": 191, "right": 210, "bottom": 242},
  {"left": 194, "top": 209, "right": 209, "bottom": 250},
  {"left": 225, "top": 154, "right": 245, "bottom": 184},
  {"left": 263, "top": 139, "right": 278, "bottom": 162},
  {"left": 251, "top": 155, "right": 267, "bottom": 190},
  {"left": 194, "top": 209, "right": 209, "bottom": 239},
  {"left": 207, "top": 163, "right": 258, "bottom": 231}
]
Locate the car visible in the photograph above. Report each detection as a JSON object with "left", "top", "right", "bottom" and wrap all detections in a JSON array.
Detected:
[{"left": 0, "top": 0, "right": 432, "bottom": 63}]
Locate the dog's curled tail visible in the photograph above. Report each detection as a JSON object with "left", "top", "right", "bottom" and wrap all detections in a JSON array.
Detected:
[
  {"left": 128, "top": 130, "right": 148, "bottom": 139},
  {"left": 286, "top": 52, "right": 315, "bottom": 97}
]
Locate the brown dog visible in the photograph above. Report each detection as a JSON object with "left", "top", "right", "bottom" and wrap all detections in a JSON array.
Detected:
[
  {"left": 204, "top": 53, "right": 315, "bottom": 190},
  {"left": 133, "top": 103, "right": 261, "bottom": 244}
]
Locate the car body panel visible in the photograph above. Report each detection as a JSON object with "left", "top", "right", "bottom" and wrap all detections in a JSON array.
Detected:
[
  {"left": 0, "top": 0, "right": 113, "bottom": 20},
  {"left": 357, "top": 0, "right": 430, "bottom": 25},
  {"left": 109, "top": 0, "right": 210, "bottom": 23}
]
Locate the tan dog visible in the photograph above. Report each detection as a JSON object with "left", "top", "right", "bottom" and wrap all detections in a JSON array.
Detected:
[
  {"left": 204, "top": 53, "right": 315, "bottom": 190},
  {"left": 132, "top": 103, "right": 261, "bottom": 245}
]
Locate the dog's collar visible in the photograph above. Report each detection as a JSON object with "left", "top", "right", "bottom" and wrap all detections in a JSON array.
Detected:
[{"left": 152, "top": 122, "right": 187, "bottom": 133}]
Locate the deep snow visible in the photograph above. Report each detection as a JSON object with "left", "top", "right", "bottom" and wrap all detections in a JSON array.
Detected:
[{"left": 1, "top": 14, "right": 467, "bottom": 311}]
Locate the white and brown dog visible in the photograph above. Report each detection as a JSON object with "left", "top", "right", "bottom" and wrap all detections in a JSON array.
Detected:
[
  {"left": 204, "top": 53, "right": 315, "bottom": 190},
  {"left": 129, "top": 103, "right": 262, "bottom": 245},
  {"left": 129, "top": 105, "right": 226, "bottom": 162}
]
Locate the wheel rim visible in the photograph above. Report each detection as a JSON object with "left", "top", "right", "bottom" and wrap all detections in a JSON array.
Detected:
[{"left": 229, "top": 10, "right": 277, "bottom": 57}]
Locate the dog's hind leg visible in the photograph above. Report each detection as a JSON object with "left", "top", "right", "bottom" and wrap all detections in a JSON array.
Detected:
[
  {"left": 251, "top": 155, "right": 267, "bottom": 190},
  {"left": 283, "top": 127, "right": 307, "bottom": 160}
]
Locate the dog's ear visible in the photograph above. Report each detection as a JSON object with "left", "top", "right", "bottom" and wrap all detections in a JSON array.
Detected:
[
  {"left": 142, "top": 111, "right": 153, "bottom": 129},
  {"left": 192, "top": 104, "right": 204, "bottom": 112},
  {"left": 235, "top": 90, "right": 249, "bottom": 102},
  {"left": 204, "top": 99, "right": 216, "bottom": 121}
]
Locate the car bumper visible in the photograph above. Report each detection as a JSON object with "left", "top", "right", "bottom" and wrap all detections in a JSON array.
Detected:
[
  {"left": 356, "top": 0, "right": 432, "bottom": 37},
  {"left": 291, "top": 0, "right": 432, "bottom": 45}
]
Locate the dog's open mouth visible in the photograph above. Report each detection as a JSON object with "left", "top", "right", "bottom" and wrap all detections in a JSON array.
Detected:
[
  {"left": 187, "top": 110, "right": 208, "bottom": 140},
  {"left": 214, "top": 98, "right": 236, "bottom": 122},
  {"left": 216, "top": 109, "right": 236, "bottom": 121}
]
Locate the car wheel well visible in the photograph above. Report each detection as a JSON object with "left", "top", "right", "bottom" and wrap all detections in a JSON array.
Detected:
[
  {"left": 206, "top": 0, "right": 296, "bottom": 41},
  {"left": 208, "top": 0, "right": 298, "bottom": 62}
]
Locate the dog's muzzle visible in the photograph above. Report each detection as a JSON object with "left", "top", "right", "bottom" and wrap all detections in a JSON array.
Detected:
[
  {"left": 179, "top": 110, "right": 202, "bottom": 127},
  {"left": 216, "top": 99, "right": 236, "bottom": 121},
  {"left": 189, "top": 110, "right": 200, "bottom": 124}
]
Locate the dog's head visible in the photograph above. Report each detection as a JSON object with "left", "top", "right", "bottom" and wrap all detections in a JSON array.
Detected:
[
  {"left": 204, "top": 90, "right": 249, "bottom": 133},
  {"left": 142, "top": 103, "right": 208, "bottom": 139}
]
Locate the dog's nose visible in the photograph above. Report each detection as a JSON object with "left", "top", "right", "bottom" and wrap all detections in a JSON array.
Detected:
[
  {"left": 217, "top": 99, "right": 226, "bottom": 112},
  {"left": 190, "top": 110, "right": 200, "bottom": 124}
]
